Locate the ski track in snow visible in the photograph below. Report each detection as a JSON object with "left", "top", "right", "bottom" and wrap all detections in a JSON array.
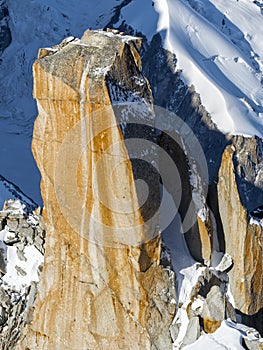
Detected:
[
  {"left": 155, "top": 0, "right": 263, "bottom": 136},
  {"left": 121, "top": 0, "right": 263, "bottom": 136}
]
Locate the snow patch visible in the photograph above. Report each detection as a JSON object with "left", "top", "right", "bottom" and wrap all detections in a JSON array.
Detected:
[
  {"left": 93, "top": 65, "right": 111, "bottom": 76},
  {"left": 2, "top": 245, "right": 43, "bottom": 293},
  {"left": 184, "top": 320, "right": 244, "bottom": 349},
  {"left": 249, "top": 216, "right": 263, "bottom": 227},
  {"left": 184, "top": 319, "right": 263, "bottom": 349}
]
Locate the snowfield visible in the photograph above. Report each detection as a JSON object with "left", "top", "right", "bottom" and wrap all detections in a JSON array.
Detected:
[{"left": 122, "top": 0, "right": 263, "bottom": 136}]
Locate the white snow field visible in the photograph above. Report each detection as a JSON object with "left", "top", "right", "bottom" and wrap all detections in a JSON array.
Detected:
[
  {"left": 121, "top": 0, "right": 263, "bottom": 136},
  {"left": 0, "top": 200, "right": 43, "bottom": 293}
]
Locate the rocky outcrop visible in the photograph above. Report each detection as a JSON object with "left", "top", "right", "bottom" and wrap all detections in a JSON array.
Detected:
[
  {"left": 169, "top": 258, "right": 236, "bottom": 347},
  {"left": 218, "top": 143, "right": 263, "bottom": 315},
  {"left": 16, "top": 30, "right": 176, "bottom": 349},
  {"left": 0, "top": 199, "right": 45, "bottom": 349}
]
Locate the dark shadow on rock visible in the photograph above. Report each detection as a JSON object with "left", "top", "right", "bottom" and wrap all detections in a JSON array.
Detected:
[
  {"left": 105, "top": 18, "right": 263, "bottom": 333},
  {"left": 123, "top": 123, "right": 161, "bottom": 225},
  {"left": 237, "top": 307, "right": 263, "bottom": 337},
  {"left": 157, "top": 130, "right": 203, "bottom": 262},
  {"left": 141, "top": 33, "right": 263, "bottom": 335},
  {"left": 142, "top": 33, "right": 230, "bottom": 256}
]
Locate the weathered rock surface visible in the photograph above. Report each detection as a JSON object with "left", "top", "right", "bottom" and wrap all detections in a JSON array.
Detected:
[
  {"left": 16, "top": 30, "right": 176, "bottom": 349},
  {"left": 170, "top": 260, "right": 237, "bottom": 348},
  {"left": 218, "top": 143, "right": 263, "bottom": 316},
  {"left": 182, "top": 316, "right": 200, "bottom": 346}
]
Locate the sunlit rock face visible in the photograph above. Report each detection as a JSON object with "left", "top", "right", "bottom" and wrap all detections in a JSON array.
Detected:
[
  {"left": 218, "top": 143, "right": 263, "bottom": 316},
  {"left": 16, "top": 29, "right": 176, "bottom": 349}
]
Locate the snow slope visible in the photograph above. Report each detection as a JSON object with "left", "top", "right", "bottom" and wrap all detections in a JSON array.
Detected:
[
  {"left": 121, "top": 0, "right": 263, "bottom": 136},
  {"left": 0, "top": 232, "right": 43, "bottom": 293}
]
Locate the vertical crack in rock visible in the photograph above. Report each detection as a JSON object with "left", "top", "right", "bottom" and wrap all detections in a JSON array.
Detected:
[{"left": 79, "top": 60, "right": 89, "bottom": 254}]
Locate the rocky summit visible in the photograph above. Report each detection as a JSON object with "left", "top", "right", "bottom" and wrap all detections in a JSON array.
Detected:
[
  {"left": 0, "top": 27, "right": 261, "bottom": 350},
  {"left": 1, "top": 0, "right": 263, "bottom": 348},
  {"left": 15, "top": 29, "right": 176, "bottom": 350}
]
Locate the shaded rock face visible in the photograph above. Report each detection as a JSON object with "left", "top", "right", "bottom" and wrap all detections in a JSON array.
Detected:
[
  {"left": 142, "top": 33, "right": 229, "bottom": 184},
  {"left": 201, "top": 285, "right": 225, "bottom": 333},
  {"left": 16, "top": 30, "right": 176, "bottom": 349},
  {"left": 142, "top": 33, "right": 229, "bottom": 263},
  {"left": 232, "top": 135, "right": 263, "bottom": 212},
  {"left": 0, "top": 0, "right": 11, "bottom": 55},
  {"left": 218, "top": 143, "right": 263, "bottom": 315}
]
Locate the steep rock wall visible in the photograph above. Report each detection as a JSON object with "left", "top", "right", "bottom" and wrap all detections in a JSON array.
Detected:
[
  {"left": 16, "top": 30, "right": 176, "bottom": 350},
  {"left": 218, "top": 144, "right": 263, "bottom": 315}
]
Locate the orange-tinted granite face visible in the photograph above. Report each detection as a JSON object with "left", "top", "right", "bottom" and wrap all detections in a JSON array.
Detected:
[
  {"left": 16, "top": 30, "right": 176, "bottom": 350},
  {"left": 218, "top": 145, "right": 263, "bottom": 315}
]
